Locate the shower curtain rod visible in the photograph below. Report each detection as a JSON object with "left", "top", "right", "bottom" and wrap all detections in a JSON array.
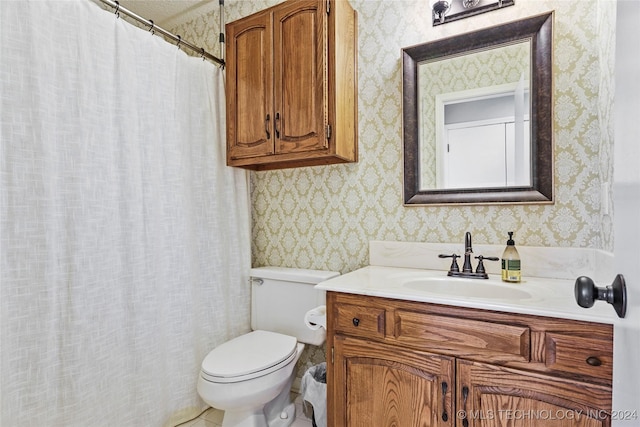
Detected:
[{"left": 98, "top": 0, "right": 225, "bottom": 67}]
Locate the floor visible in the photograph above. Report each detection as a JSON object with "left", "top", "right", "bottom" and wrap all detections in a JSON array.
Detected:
[{"left": 178, "top": 394, "right": 313, "bottom": 427}]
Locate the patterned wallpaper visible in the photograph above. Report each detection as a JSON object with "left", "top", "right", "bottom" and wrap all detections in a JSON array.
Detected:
[
  {"left": 167, "top": 0, "right": 616, "bottom": 388},
  {"left": 170, "top": 0, "right": 616, "bottom": 271}
]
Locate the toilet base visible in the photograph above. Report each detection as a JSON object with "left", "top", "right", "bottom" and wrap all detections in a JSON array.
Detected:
[
  {"left": 220, "top": 401, "right": 295, "bottom": 427},
  {"left": 220, "top": 363, "right": 298, "bottom": 427},
  {"left": 266, "top": 402, "right": 296, "bottom": 427},
  {"left": 221, "top": 409, "right": 266, "bottom": 427},
  {"left": 220, "top": 395, "right": 296, "bottom": 427}
]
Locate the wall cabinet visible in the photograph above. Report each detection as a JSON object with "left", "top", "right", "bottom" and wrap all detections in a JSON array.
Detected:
[
  {"left": 225, "top": 0, "right": 358, "bottom": 170},
  {"left": 327, "top": 292, "right": 613, "bottom": 427}
]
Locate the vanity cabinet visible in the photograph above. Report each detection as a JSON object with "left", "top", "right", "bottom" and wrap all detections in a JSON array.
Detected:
[
  {"left": 225, "top": 0, "right": 357, "bottom": 170},
  {"left": 327, "top": 292, "right": 613, "bottom": 427}
]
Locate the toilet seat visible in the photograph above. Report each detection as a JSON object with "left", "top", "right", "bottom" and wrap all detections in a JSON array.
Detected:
[{"left": 201, "top": 330, "right": 298, "bottom": 384}]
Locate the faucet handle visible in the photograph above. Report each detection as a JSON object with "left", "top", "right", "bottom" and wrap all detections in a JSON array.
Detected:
[
  {"left": 438, "top": 253, "right": 460, "bottom": 273},
  {"left": 474, "top": 255, "right": 499, "bottom": 274}
]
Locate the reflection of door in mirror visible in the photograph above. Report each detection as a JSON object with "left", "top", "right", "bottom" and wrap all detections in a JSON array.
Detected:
[
  {"left": 418, "top": 41, "right": 530, "bottom": 191},
  {"left": 437, "top": 84, "right": 530, "bottom": 189}
]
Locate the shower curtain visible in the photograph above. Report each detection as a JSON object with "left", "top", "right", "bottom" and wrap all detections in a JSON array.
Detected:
[{"left": 0, "top": 1, "right": 251, "bottom": 425}]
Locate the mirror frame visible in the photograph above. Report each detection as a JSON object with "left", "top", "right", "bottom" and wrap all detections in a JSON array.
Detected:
[{"left": 402, "top": 12, "right": 554, "bottom": 205}]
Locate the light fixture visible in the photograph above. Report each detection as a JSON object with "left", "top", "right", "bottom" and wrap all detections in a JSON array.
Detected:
[
  {"left": 429, "top": 0, "right": 514, "bottom": 26},
  {"left": 429, "top": 0, "right": 451, "bottom": 24}
]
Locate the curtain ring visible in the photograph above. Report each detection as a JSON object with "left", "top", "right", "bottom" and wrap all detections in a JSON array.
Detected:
[
  {"left": 149, "top": 19, "right": 155, "bottom": 35},
  {"left": 176, "top": 35, "right": 182, "bottom": 50},
  {"left": 200, "top": 48, "right": 206, "bottom": 60},
  {"left": 114, "top": 1, "right": 120, "bottom": 18}
]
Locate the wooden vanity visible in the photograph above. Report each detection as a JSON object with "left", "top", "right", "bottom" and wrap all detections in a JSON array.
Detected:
[{"left": 326, "top": 291, "right": 613, "bottom": 427}]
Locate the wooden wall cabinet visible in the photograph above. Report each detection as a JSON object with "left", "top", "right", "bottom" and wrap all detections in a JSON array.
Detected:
[
  {"left": 327, "top": 292, "right": 613, "bottom": 427},
  {"left": 225, "top": 0, "right": 358, "bottom": 170}
]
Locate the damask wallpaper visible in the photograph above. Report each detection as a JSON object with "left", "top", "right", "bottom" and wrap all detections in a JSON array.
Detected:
[
  {"left": 167, "top": 0, "right": 616, "bottom": 389},
  {"left": 170, "top": 0, "right": 616, "bottom": 272}
]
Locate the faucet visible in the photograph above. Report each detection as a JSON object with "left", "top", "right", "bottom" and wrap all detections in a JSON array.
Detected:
[
  {"left": 438, "top": 232, "right": 499, "bottom": 279},
  {"left": 462, "top": 231, "right": 473, "bottom": 273}
]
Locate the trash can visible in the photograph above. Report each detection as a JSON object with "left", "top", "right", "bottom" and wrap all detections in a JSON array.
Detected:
[{"left": 300, "top": 362, "right": 327, "bottom": 427}]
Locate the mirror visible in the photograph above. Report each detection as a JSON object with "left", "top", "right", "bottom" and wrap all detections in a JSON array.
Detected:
[{"left": 403, "top": 12, "right": 553, "bottom": 205}]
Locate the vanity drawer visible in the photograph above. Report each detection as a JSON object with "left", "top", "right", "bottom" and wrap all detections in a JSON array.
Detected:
[
  {"left": 333, "top": 303, "right": 386, "bottom": 340},
  {"left": 392, "top": 310, "right": 530, "bottom": 363},
  {"left": 545, "top": 333, "right": 613, "bottom": 383}
]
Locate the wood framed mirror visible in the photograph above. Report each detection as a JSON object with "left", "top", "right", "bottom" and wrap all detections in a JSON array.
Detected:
[{"left": 402, "top": 12, "right": 553, "bottom": 205}]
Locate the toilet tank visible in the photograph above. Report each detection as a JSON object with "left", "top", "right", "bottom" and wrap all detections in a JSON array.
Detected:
[{"left": 250, "top": 267, "right": 339, "bottom": 346}]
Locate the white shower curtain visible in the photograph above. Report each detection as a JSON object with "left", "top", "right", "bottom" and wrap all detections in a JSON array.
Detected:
[{"left": 0, "top": 1, "right": 251, "bottom": 425}]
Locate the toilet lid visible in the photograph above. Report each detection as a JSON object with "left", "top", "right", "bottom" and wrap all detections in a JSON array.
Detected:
[{"left": 201, "top": 330, "right": 297, "bottom": 382}]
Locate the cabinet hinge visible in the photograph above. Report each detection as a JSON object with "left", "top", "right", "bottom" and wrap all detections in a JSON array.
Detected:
[
  {"left": 326, "top": 124, "right": 332, "bottom": 140},
  {"left": 326, "top": 0, "right": 330, "bottom": 15}
]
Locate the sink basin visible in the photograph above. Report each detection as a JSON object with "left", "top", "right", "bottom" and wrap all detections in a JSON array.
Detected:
[{"left": 402, "top": 277, "right": 533, "bottom": 300}]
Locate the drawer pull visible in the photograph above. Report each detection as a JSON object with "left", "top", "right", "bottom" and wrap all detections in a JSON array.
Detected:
[
  {"left": 352, "top": 318, "right": 360, "bottom": 326},
  {"left": 586, "top": 356, "right": 602, "bottom": 366}
]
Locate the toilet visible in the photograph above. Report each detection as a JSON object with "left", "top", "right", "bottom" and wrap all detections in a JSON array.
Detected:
[{"left": 197, "top": 267, "right": 339, "bottom": 427}]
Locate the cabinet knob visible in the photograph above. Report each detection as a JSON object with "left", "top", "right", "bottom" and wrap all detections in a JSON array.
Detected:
[
  {"left": 586, "top": 356, "right": 602, "bottom": 367},
  {"left": 352, "top": 318, "right": 360, "bottom": 327}
]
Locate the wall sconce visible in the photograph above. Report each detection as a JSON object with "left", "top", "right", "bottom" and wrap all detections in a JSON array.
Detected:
[{"left": 429, "top": 0, "right": 514, "bottom": 26}]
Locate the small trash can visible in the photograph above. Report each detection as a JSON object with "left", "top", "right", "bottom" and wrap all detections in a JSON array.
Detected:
[{"left": 300, "top": 362, "right": 327, "bottom": 427}]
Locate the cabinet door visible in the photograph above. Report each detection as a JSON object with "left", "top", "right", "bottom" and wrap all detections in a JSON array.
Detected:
[
  {"left": 457, "top": 360, "right": 611, "bottom": 427},
  {"left": 226, "top": 11, "right": 274, "bottom": 160},
  {"left": 273, "top": 0, "right": 327, "bottom": 154},
  {"left": 332, "top": 336, "right": 455, "bottom": 427}
]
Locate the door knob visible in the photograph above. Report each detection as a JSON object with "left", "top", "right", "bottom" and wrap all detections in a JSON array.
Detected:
[{"left": 574, "top": 274, "right": 627, "bottom": 318}]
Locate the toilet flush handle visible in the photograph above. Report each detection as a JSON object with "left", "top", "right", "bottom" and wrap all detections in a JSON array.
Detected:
[{"left": 250, "top": 278, "right": 264, "bottom": 286}]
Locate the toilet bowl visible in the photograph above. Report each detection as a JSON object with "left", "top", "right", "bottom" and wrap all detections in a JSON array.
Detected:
[
  {"left": 197, "top": 267, "right": 339, "bottom": 427},
  {"left": 197, "top": 331, "right": 304, "bottom": 427}
]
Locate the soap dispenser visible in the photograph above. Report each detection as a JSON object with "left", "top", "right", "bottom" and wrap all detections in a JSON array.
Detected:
[{"left": 501, "top": 232, "right": 521, "bottom": 283}]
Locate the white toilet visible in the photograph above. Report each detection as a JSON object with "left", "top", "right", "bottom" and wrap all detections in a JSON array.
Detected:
[{"left": 197, "top": 267, "right": 339, "bottom": 427}]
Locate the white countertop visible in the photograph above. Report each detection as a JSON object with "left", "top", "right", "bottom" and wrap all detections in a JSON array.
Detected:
[{"left": 316, "top": 265, "right": 619, "bottom": 325}]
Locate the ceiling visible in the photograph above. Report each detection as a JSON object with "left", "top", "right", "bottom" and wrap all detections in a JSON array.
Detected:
[{"left": 117, "top": 0, "right": 210, "bottom": 26}]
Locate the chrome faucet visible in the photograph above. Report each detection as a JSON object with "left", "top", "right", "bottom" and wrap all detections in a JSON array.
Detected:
[{"left": 438, "top": 232, "right": 499, "bottom": 279}]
